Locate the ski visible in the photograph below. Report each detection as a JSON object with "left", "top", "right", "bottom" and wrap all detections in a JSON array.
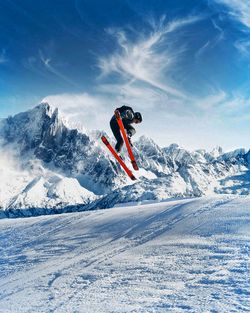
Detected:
[
  {"left": 114, "top": 110, "right": 139, "bottom": 171},
  {"left": 101, "top": 135, "right": 136, "bottom": 181}
]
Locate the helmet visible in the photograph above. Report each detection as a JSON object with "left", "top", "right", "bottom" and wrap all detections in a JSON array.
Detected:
[{"left": 134, "top": 112, "right": 142, "bottom": 122}]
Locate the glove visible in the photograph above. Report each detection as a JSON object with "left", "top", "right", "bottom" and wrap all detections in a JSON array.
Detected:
[{"left": 127, "top": 129, "right": 133, "bottom": 137}]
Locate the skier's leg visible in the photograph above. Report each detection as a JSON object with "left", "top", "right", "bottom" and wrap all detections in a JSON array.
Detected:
[
  {"left": 110, "top": 117, "right": 124, "bottom": 152},
  {"left": 122, "top": 125, "right": 135, "bottom": 147}
]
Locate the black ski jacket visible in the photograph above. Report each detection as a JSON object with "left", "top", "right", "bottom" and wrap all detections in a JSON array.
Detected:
[
  {"left": 116, "top": 105, "right": 135, "bottom": 122},
  {"left": 110, "top": 105, "right": 136, "bottom": 137}
]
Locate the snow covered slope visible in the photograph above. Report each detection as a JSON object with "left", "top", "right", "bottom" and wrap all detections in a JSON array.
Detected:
[
  {"left": 0, "top": 196, "right": 249, "bottom": 312},
  {"left": 0, "top": 149, "right": 96, "bottom": 213},
  {"left": 0, "top": 103, "right": 250, "bottom": 214}
]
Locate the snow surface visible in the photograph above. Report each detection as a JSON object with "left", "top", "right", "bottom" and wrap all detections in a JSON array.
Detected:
[{"left": 0, "top": 195, "right": 249, "bottom": 312}]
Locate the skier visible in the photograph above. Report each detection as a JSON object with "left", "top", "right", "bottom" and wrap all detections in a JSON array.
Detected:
[{"left": 110, "top": 105, "right": 142, "bottom": 153}]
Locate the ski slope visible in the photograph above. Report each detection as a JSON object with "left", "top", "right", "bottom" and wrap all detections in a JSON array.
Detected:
[{"left": 0, "top": 195, "right": 249, "bottom": 312}]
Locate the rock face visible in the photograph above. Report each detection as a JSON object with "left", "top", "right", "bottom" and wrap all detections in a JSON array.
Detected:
[{"left": 0, "top": 103, "right": 249, "bottom": 214}]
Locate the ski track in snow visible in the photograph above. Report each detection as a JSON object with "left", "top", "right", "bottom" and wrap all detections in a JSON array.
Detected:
[{"left": 0, "top": 196, "right": 249, "bottom": 313}]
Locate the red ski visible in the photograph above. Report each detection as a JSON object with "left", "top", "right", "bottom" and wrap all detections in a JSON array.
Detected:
[
  {"left": 114, "top": 110, "right": 139, "bottom": 171},
  {"left": 101, "top": 135, "right": 136, "bottom": 181}
]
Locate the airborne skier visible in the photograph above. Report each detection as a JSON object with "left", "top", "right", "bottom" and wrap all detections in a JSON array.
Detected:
[
  {"left": 101, "top": 105, "right": 142, "bottom": 180},
  {"left": 110, "top": 105, "right": 142, "bottom": 153}
]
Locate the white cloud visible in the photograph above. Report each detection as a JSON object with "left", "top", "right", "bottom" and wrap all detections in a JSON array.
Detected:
[
  {"left": 42, "top": 93, "right": 114, "bottom": 132},
  {"left": 97, "top": 82, "right": 166, "bottom": 111},
  {"left": 195, "top": 41, "right": 211, "bottom": 58},
  {"left": 43, "top": 93, "right": 101, "bottom": 111},
  {"left": 195, "top": 19, "right": 224, "bottom": 58},
  {"left": 194, "top": 90, "right": 227, "bottom": 110},
  {"left": 39, "top": 50, "right": 79, "bottom": 88},
  {"left": 234, "top": 39, "right": 250, "bottom": 56},
  {"left": 191, "top": 88, "right": 250, "bottom": 123},
  {"left": 196, "top": 37, "right": 227, "bottom": 60},
  {"left": 218, "top": 94, "right": 250, "bottom": 120},
  {"left": 214, "top": 0, "right": 250, "bottom": 28},
  {"left": 98, "top": 16, "right": 202, "bottom": 99}
]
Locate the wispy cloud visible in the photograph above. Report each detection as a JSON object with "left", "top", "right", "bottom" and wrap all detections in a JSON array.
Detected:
[
  {"left": 214, "top": 0, "right": 250, "bottom": 28},
  {"left": 97, "top": 82, "right": 166, "bottom": 111},
  {"left": 42, "top": 93, "right": 112, "bottom": 131},
  {"left": 194, "top": 90, "right": 227, "bottom": 110},
  {"left": 39, "top": 50, "right": 80, "bottom": 88},
  {"left": 195, "top": 19, "right": 224, "bottom": 58},
  {"left": 219, "top": 93, "right": 250, "bottom": 116},
  {"left": 43, "top": 92, "right": 103, "bottom": 112},
  {"left": 98, "top": 15, "right": 202, "bottom": 99},
  {"left": 234, "top": 39, "right": 250, "bottom": 56},
  {"left": 191, "top": 87, "right": 250, "bottom": 123},
  {"left": 23, "top": 56, "right": 49, "bottom": 79}
]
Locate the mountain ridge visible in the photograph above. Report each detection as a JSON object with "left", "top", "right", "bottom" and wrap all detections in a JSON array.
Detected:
[{"left": 0, "top": 103, "right": 249, "bottom": 216}]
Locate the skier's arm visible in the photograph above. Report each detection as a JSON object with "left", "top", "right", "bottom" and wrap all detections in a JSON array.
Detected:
[
  {"left": 127, "top": 127, "right": 136, "bottom": 137},
  {"left": 124, "top": 109, "right": 134, "bottom": 120},
  {"left": 120, "top": 109, "right": 134, "bottom": 120},
  {"left": 116, "top": 106, "right": 135, "bottom": 120}
]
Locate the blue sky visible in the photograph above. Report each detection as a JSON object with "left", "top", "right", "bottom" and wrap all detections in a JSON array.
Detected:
[{"left": 1, "top": 0, "right": 250, "bottom": 151}]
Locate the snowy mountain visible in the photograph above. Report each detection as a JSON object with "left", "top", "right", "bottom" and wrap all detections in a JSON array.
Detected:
[
  {"left": 0, "top": 103, "right": 250, "bottom": 216},
  {"left": 0, "top": 195, "right": 249, "bottom": 312},
  {"left": 0, "top": 103, "right": 132, "bottom": 213},
  {"left": 0, "top": 103, "right": 127, "bottom": 192}
]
